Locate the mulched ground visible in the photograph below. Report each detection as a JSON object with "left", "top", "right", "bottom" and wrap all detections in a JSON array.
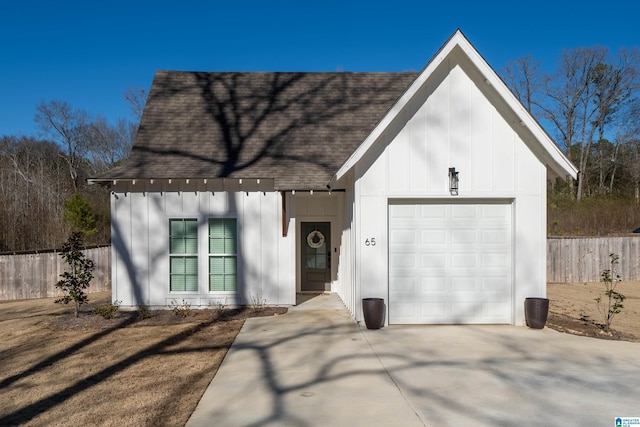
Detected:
[
  {"left": 546, "top": 312, "right": 638, "bottom": 342},
  {"left": 44, "top": 304, "right": 288, "bottom": 331}
]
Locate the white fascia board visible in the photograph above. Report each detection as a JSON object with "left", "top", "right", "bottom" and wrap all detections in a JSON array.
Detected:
[
  {"left": 333, "top": 30, "right": 578, "bottom": 183},
  {"left": 334, "top": 33, "right": 459, "bottom": 183},
  {"left": 455, "top": 34, "right": 578, "bottom": 180}
]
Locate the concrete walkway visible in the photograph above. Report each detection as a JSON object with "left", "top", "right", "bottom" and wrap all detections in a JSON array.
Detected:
[{"left": 186, "top": 294, "right": 640, "bottom": 427}]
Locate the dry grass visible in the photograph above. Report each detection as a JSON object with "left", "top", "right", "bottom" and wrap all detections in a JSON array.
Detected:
[
  {"left": 548, "top": 195, "right": 640, "bottom": 236},
  {"left": 0, "top": 292, "right": 285, "bottom": 427},
  {"left": 2, "top": 284, "right": 639, "bottom": 426}
]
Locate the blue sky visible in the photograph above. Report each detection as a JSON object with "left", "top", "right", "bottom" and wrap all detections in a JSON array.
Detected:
[{"left": 1, "top": 0, "right": 639, "bottom": 138}]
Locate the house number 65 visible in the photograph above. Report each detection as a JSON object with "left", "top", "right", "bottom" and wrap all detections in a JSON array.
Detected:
[{"left": 365, "top": 238, "right": 376, "bottom": 246}]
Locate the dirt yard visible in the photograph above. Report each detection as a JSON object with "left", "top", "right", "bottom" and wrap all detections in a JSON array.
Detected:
[
  {"left": 547, "top": 281, "right": 640, "bottom": 341},
  {"left": 0, "top": 283, "right": 638, "bottom": 426},
  {"left": 0, "top": 293, "right": 286, "bottom": 427}
]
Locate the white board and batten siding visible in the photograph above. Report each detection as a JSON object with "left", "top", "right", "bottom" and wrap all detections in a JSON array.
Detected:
[
  {"left": 352, "top": 55, "right": 547, "bottom": 326},
  {"left": 111, "top": 189, "right": 295, "bottom": 308}
]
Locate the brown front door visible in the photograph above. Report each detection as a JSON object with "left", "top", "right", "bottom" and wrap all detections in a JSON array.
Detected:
[{"left": 301, "top": 222, "right": 330, "bottom": 292}]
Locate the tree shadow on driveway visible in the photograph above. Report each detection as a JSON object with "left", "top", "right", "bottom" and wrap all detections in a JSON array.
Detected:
[{"left": 188, "top": 302, "right": 640, "bottom": 427}]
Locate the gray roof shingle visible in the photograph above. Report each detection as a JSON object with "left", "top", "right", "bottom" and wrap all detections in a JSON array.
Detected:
[{"left": 95, "top": 70, "right": 418, "bottom": 190}]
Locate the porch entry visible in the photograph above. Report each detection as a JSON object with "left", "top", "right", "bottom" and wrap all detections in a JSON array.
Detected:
[{"left": 301, "top": 222, "right": 331, "bottom": 292}]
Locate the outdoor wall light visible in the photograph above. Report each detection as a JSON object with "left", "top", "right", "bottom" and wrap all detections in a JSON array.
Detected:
[{"left": 448, "top": 167, "right": 459, "bottom": 195}]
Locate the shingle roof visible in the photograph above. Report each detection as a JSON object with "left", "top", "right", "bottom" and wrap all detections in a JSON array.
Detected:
[{"left": 95, "top": 71, "right": 418, "bottom": 190}]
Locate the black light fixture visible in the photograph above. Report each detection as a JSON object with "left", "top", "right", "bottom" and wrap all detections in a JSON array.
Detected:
[{"left": 448, "top": 167, "right": 459, "bottom": 195}]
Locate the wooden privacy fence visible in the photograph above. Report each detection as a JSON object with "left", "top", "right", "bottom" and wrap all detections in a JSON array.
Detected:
[
  {"left": 1, "top": 238, "right": 639, "bottom": 300},
  {"left": 0, "top": 246, "right": 110, "bottom": 301},
  {"left": 547, "top": 236, "right": 640, "bottom": 283}
]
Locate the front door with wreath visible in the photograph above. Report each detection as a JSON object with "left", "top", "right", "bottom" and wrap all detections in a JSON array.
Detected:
[{"left": 301, "top": 222, "right": 330, "bottom": 292}]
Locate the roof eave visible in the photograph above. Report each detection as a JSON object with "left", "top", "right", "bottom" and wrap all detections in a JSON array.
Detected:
[{"left": 334, "top": 29, "right": 578, "bottom": 184}]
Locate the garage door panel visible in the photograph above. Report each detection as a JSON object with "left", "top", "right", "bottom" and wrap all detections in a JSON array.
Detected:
[
  {"left": 393, "top": 302, "right": 417, "bottom": 319},
  {"left": 421, "top": 229, "right": 446, "bottom": 244},
  {"left": 421, "top": 278, "right": 446, "bottom": 292},
  {"left": 451, "top": 253, "right": 477, "bottom": 268},
  {"left": 481, "top": 228, "right": 509, "bottom": 244},
  {"left": 482, "top": 277, "right": 508, "bottom": 292},
  {"left": 452, "top": 204, "right": 476, "bottom": 218},
  {"left": 390, "top": 228, "right": 416, "bottom": 244},
  {"left": 420, "top": 204, "right": 446, "bottom": 218},
  {"left": 481, "top": 252, "right": 507, "bottom": 268},
  {"left": 389, "top": 202, "right": 512, "bottom": 325},
  {"left": 389, "top": 252, "right": 417, "bottom": 268},
  {"left": 482, "top": 204, "right": 508, "bottom": 217},
  {"left": 451, "top": 229, "right": 476, "bottom": 244},
  {"left": 451, "top": 276, "right": 478, "bottom": 292},
  {"left": 420, "top": 252, "right": 446, "bottom": 268}
]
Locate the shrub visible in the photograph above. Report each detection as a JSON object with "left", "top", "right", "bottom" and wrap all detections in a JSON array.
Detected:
[
  {"left": 94, "top": 300, "right": 121, "bottom": 319},
  {"left": 137, "top": 305, "right": 151, "bottom": 320},
  {"left": 594, "top": 253, "right": 626, "bottom": 332},
  {"left": 170, "top": 299, "right": 191, "bottom": 317},
  {"left": 250, "top": 294, "right": 267, "bottom": 311}
]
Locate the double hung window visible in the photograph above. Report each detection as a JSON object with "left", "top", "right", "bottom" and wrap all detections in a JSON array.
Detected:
[
  {"left": 168, "top": 217, "right": 238, "bottom": 292},
  {"left": 169, "top": 219, "right": 198, "bottom": 291},
  {"left": 208, "top": 218, "right": 237, "bottom": 291}
]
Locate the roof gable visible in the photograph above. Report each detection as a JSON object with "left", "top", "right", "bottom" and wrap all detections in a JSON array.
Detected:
[{"left": 333, "top": 30, "right": 578, "bottom": 183}]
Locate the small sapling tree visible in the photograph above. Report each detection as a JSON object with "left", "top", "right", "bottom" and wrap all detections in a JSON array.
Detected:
[
  {"left": 595, "top": 253, "right": 625, "bottom": 332},
  {"left": 55, "top": 231, "right": 95, "bottom": 317}
]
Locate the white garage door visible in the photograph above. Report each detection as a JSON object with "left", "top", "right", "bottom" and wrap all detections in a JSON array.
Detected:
[{"left": 389, "top": 202, "right": 512, "bottom": 324}]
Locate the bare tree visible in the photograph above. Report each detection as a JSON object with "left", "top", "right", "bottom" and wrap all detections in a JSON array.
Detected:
[
  {"left": 34, "top": 100, "right": 90, "bottom": 191},
  {"left": 85, "top": 116, "right": 135, "bottom": 173},
  {"left": 503, "top": 56, "right": 542, "bottom": 113},
  {"left": 503, "top": 47, "right": 640, "bottom": 200},
  {"left": 0, "top": 136, "right": 73, "bottom": 251},
  {"left": 123, "top": 86, "right": 147, "bottom": 121}
]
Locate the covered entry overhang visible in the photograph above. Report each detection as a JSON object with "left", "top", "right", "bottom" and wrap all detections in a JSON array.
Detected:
[{"left": 292, "top": 191, "right": 345, "bottom": 295}]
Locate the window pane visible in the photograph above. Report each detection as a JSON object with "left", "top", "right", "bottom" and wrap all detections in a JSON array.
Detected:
[
  {"left": 184, "top": 220, "right": 198, "bottom": 237},
  {"left": 170, "top": 219, "right": 197, "bottom": 254},
  {"left": 223, "top": 219, "right": 236, "bottom": 237},
  {"left": 209, "top": 238, "right": 224, "bottom": 253},
  {"left": 170, "top": 239, "right": 185, "bottom": 254},
  {"left": 209, "top": 219, "right": 237, "bottom": 254},
  {"left": 184, "top": 237, "right": 198, "bottom": 254},
  {"left": 305, "top": 254, "right": 316, "bottom": 269},
  {"left": 171, "top": 275, "right": 185, "bottom": 291},
  {"left": 170, "top": 256, "right": 197, "bottom": 292},
  {"left": 209, "top": 255, "right": 237, "bottom": 291},
  {"left": 209, "top": 257, "right": 223, "bottom": 274},
  {"left": 209, "top": 219, "right": 223, "bottom": 238},
  {"left": 224, "top": 256, "right": 236, "bottom": 272},
  {"left": 224, "top": 237, "right": 236, "bottom": 254},
  {"left": 185, "top": 257, "right": 198, "bottom": 274},
  {"left": 171, "top": 257, "right": 185, "bottom": 273},
  {"left": 170, "top": 219, "right": 184, "bottom": 237},
  {"left": 185, "top": 274, "right": 198, "bottom": 292},
  {"left": 224, "top": 274, "right": 236, "bottom": 290},
  {"left": 209, "top": 274, "right": 224, "bottom": 291}
]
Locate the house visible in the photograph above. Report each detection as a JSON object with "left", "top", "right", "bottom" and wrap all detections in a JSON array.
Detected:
[{"left": 90, "top": 30, "right": 577, "bottom": 326}]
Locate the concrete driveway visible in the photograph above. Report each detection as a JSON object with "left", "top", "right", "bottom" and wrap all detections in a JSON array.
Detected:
[{"left": 187, "top": 294, "right": 640, "bottom": 427}]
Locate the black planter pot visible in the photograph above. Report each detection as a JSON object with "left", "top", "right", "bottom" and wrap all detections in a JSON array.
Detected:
[
  {"left": 524, "top": 297, "right": 549, "bottom": 329},
  {"left": 362, "top": 298, "right": 385, "bottom": 329}
]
